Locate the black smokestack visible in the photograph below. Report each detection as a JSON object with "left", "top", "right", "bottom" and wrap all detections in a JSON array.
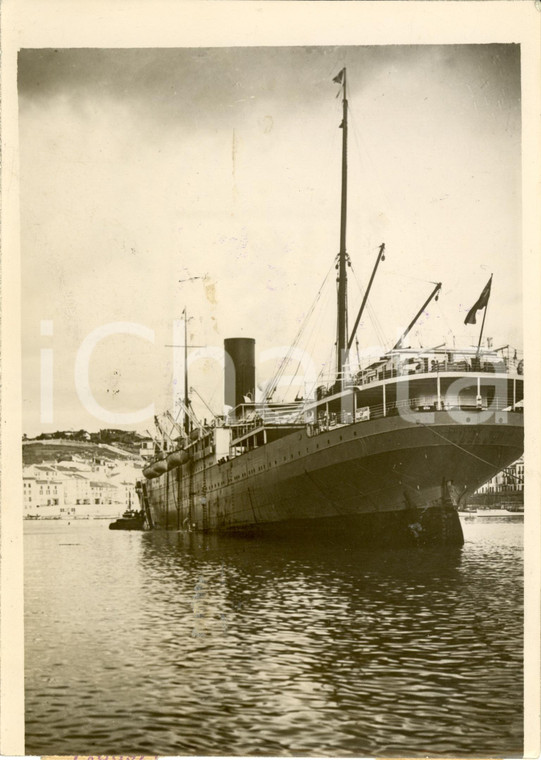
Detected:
[{"left": 224, "top": 338, "right": 256, "bottom": 411}]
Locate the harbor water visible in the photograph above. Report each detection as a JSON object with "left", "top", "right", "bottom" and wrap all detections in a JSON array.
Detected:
[{"left": 25, "top": 515, "right": 523, "bottom": 757}]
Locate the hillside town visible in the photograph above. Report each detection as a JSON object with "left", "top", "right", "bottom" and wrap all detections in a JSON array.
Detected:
[{"left": 22, "top": 431, "right": 155, "bottom": 520}]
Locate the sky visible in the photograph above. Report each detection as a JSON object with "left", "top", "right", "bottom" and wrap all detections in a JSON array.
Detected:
[{"left": 18, "top": 44, "right": 522, "bottom": 436}]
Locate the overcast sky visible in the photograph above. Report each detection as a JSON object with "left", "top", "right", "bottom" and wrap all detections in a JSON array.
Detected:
[{"left": 18, "top": 44, "right": 522, "bottom": 435}]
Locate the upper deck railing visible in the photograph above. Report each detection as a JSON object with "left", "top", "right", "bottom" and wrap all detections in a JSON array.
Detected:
[
  {"left": 226, "top": 390, "right": 523, "bottom": 455},
  {"left": 349, "top": 350, "right": 523, "bottom": 389},
  {"left": 307, "top": 395, "right": 523, "bottom": 432},
  {"left": 226, "top": 350, "right": 523, "bottom": 433}
]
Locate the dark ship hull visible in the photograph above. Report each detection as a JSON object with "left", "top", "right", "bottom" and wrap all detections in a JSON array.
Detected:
[{"left": 140, "top": 408, "right": 523, "bottom": 546}]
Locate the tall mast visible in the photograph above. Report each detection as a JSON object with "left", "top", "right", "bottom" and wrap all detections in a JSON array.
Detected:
[
  {"left": 335, "top": 67, "right": 348, "bottom": 390},
  {"left": 184, "top": 309, "right": 190, "bottom": 435}
]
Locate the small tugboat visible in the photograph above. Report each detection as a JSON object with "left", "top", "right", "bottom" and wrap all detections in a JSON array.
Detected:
[{"left": 109, "top": 496, "right": 145, "bottom": 531}]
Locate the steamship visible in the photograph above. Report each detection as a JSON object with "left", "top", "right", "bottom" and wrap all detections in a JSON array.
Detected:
[{"left": 136, "top": 69, "right": 524, "bottom": 546}]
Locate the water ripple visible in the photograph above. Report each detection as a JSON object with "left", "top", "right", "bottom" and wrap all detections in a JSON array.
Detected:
[{"left": 25, "top": 517, "right": 523, "bottom": 756}]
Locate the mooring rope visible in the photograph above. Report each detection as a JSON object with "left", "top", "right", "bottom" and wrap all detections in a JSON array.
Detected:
[{"left": 417, "top": 418, "right": 523, "bottom": 483}]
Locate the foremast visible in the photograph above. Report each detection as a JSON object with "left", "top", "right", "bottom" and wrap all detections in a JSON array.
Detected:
[{"left": 335, "top": 67, "right": 349, "bottom": 392}]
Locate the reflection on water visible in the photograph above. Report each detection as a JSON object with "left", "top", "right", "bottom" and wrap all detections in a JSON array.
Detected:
[{"left": 25, "top": 517, "right": 523, "bottom": 756}]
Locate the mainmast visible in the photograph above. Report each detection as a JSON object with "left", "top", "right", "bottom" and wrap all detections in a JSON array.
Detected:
[
  {"left": 183, "top": 309, "right": 190, "bottom": 435},
  {"left": 335, "top": 67, "right": 348, "bottom": 391}
]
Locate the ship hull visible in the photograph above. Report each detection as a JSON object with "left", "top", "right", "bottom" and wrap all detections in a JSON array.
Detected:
[{"left": 142, "top": 410, "right": 523, "bottom": 547}]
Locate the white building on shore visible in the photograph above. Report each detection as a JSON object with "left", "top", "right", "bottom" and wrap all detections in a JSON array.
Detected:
[
  {"left": 23, "top": 458, "right": 142, "bottom": 519},
  {"left": 476, "top": 455, "right": 524, "bottom": 495}
]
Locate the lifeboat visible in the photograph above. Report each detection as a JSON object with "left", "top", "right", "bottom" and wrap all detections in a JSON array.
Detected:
[
  {"left": 143, "top": 458, "right": 167, "bottom": 479},
  {"left": 167, "top": 449, "right": 190, "bottom": 469}
]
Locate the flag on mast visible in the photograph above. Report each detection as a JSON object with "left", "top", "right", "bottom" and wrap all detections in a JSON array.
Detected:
[
  {"left": 333, "top": 68, "right": 345, "bottom": 85},
  {"left": 464, "top": 275, "right": 492, "bottom": 325}
]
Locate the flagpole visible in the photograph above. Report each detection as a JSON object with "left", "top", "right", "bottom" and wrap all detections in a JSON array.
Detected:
[
  {"left": 476, "top": 305, "right": 488, "bottom": 357},
  {"left": 476, "top": 273, "right": 492, "bottom": 357}
]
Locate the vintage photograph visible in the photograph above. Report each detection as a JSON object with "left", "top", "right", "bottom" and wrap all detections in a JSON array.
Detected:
[{"left": 16, "top": 40, "right": 527, "bottom": 756}]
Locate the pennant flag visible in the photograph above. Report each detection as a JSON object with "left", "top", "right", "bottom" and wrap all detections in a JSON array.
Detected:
[
  {"left": 333, "top": 68, "right": 345, "bottom": 85},
  {"left": 464, "top": 275, "right": 492, "bottom": 325}
]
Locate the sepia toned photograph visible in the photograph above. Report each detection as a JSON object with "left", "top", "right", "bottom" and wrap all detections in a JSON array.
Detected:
[{"left": 2, "top": 3, "right": 540, "bottom": 758}]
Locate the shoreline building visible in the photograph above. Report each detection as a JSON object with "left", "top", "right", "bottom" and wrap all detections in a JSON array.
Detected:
[
  {"left": 472, "top": 455, "right": 524, "bottom": 508},
  {"left": 22, "top": 456, "right": 142, "bottom": 520}
]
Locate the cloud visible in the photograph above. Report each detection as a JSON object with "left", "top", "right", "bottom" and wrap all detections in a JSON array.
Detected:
[{"left": 18, "top": 44, "right": 522, "bottom": 433}]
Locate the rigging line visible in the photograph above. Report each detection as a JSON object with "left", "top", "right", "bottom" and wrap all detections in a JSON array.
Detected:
[
  {"left": 284, "top": 271, "right": 335, "bottom": 399},
  {"left": 266, "top": 261, "right": 335, "bottom": 400},
  {"left": 348, "top": 260, "right": 375, "bottom": 313},
  {"left": 323, "top": 339, "right": 336, "bottom": 391},
  {"left": 284, "top": 279, "right": 332, "bottom": 398},
  {"left": 361, "top": 290, "right": 388, "bottom": 349},
  {"left": 306, "top": 340, "right": 335, "bottom": 398},
  {"left": 266, "top": 266, "right": 332, "bottom": 396},
  {"left": 325, "top": 343, "right": 336, "bottom": 383},
  {"left": 500, "top": 470, "right": 524, "bottom": 485},
  {"left": 311, "top": 270, "right": 336, "bottom": 349},
  {"left": 299, "top": 271, "right": 331, "bottom": 354},
  {"left": 198, "top": 377, "right": 222, "bottom": 417},
  {"left": 306, "top": 336, "right": 335, "bottom": 396},
  {"left": 434, "top": 297, "right": 456, "bottom": 342},
  {"left": 348, "top": 105, "right": 398, "bottom": 231},
  {"left": 349, "top": 260, "right": 388, "bottom": 348},
  {"left": 416, "top": 419, "right": 517, "bottom": 474},
  {"left": 349, "top": 108, "right": 427, "bottom": 267},
  {"left": 367, "top": 302, "right": 389, "bottom": 351}
]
